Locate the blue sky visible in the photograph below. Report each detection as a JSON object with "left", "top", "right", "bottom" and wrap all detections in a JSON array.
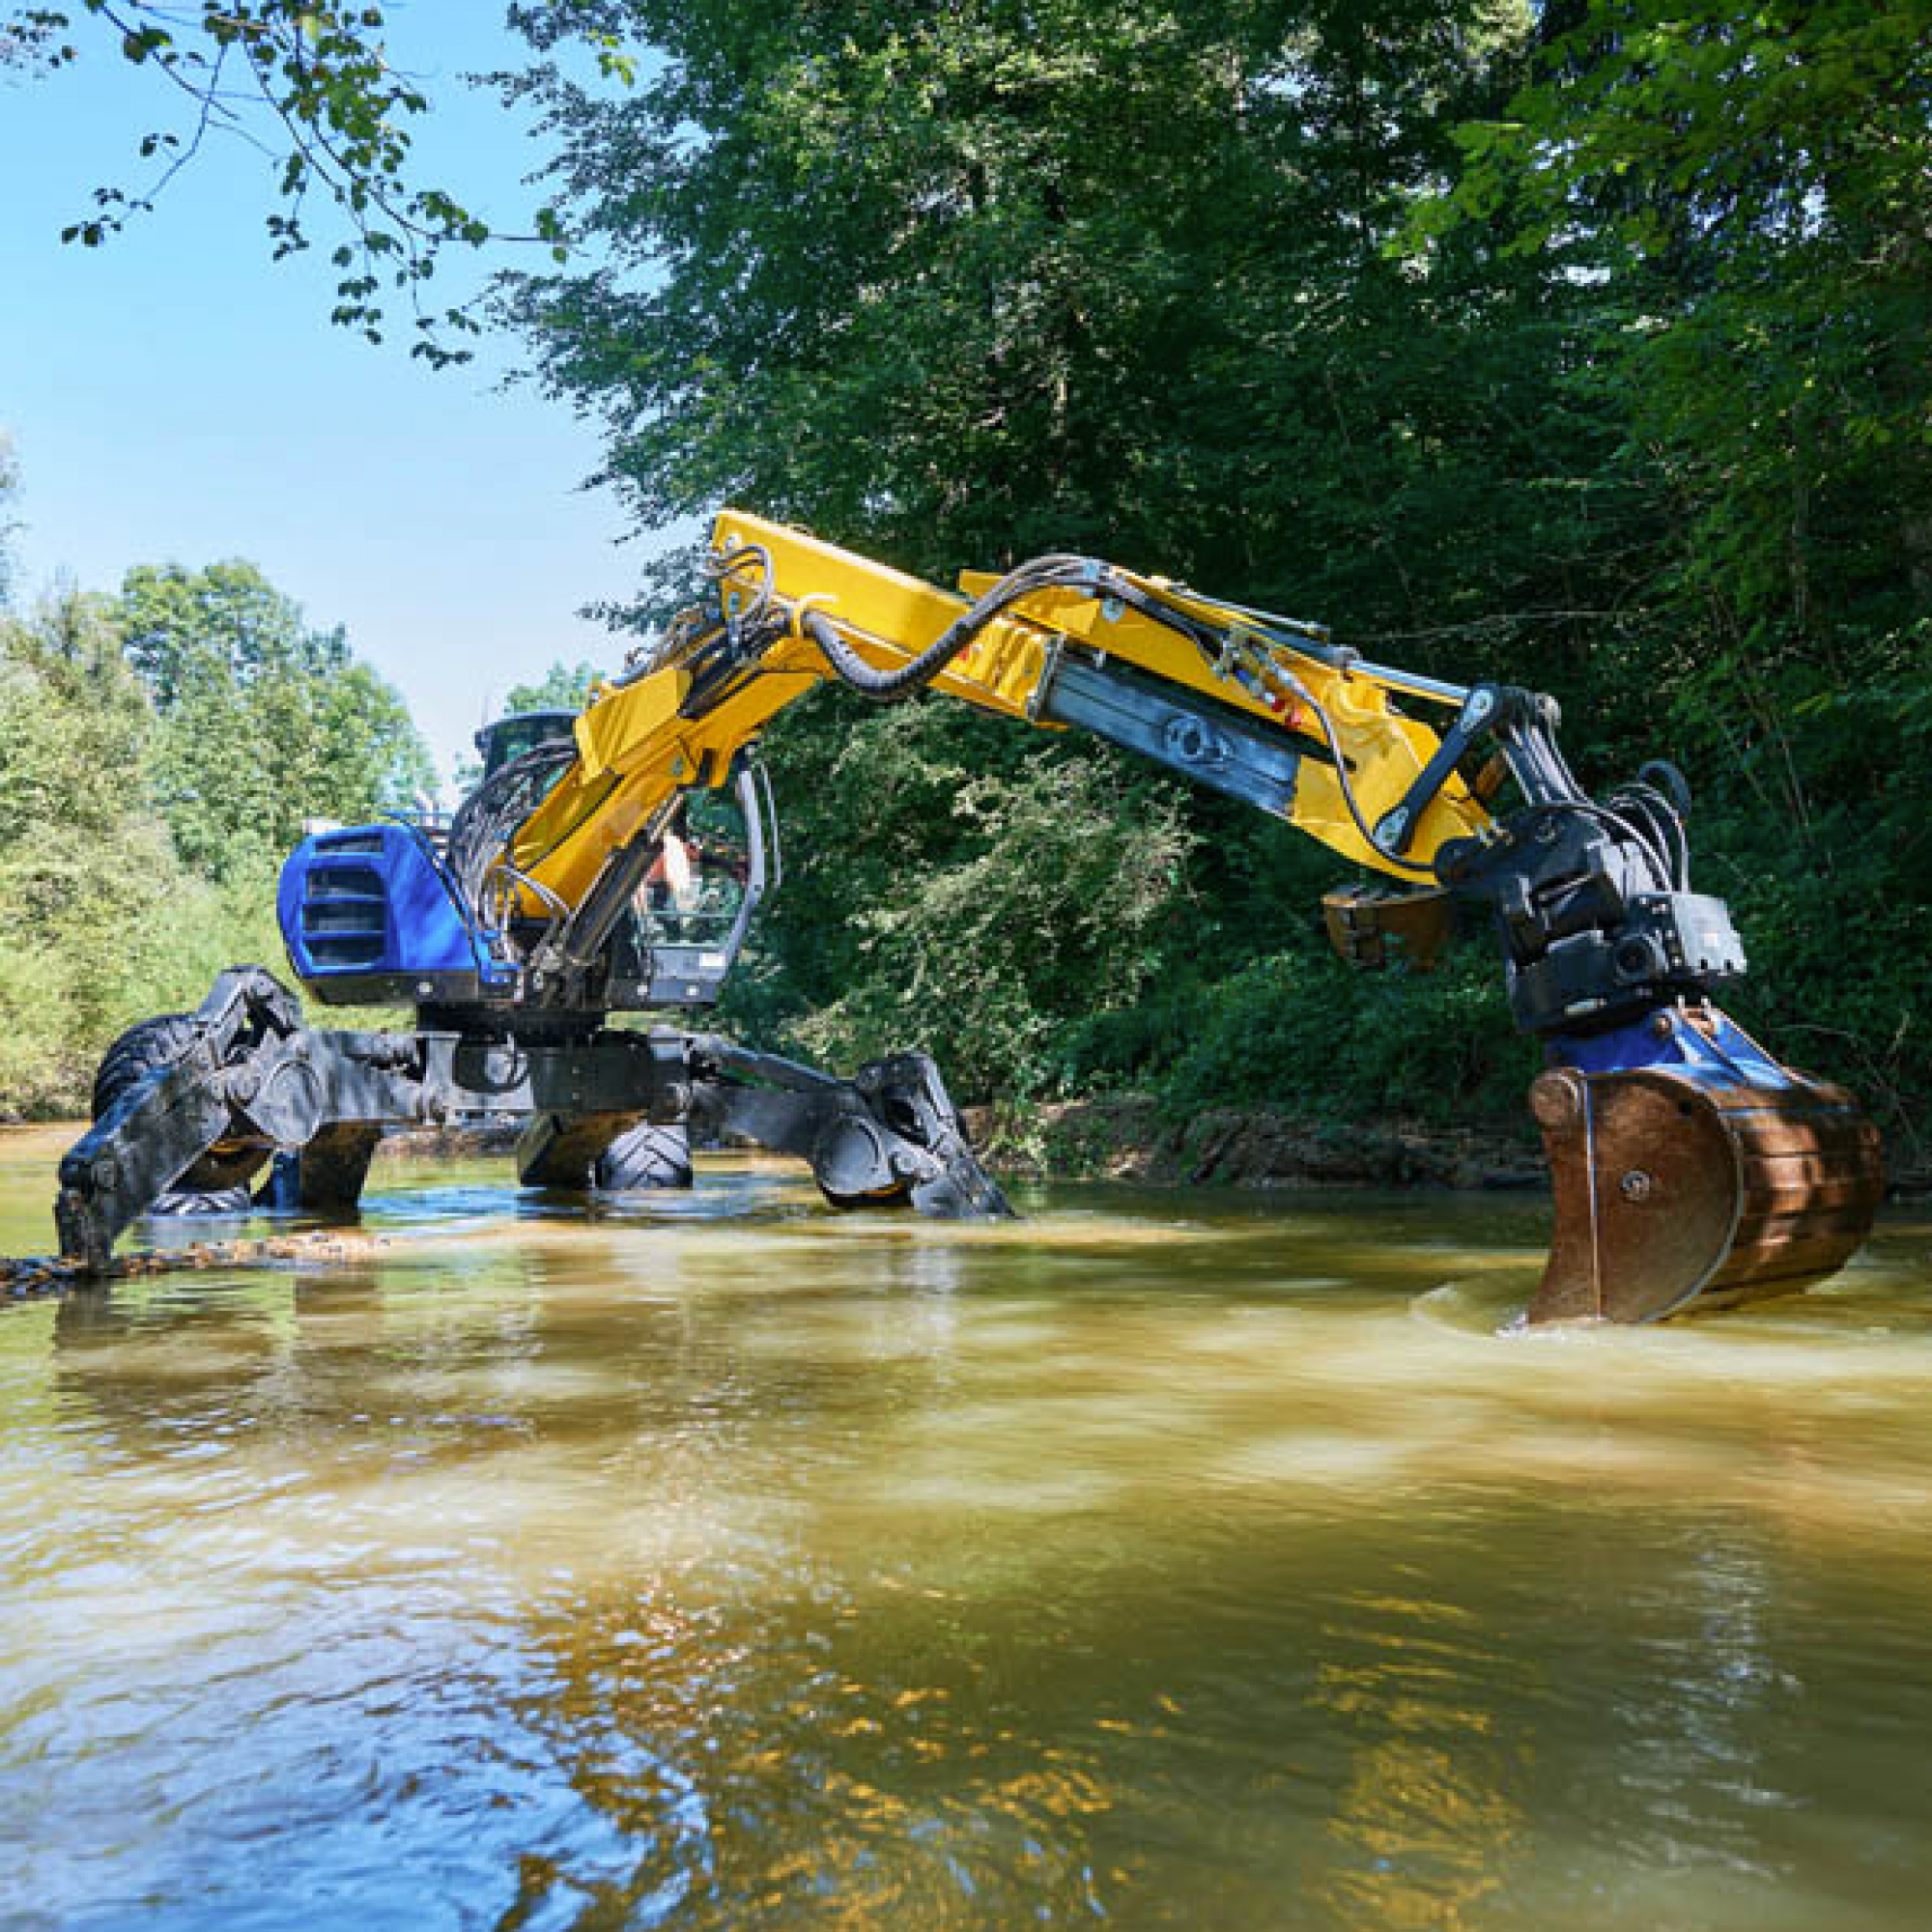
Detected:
[{"left": 0, "top": 6, "right": 672, "bottom": 790}]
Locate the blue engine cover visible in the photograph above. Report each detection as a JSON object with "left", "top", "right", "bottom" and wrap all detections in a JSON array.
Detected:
[{"left": 278, "top": 824, "right": 509, "bottom": 1004}]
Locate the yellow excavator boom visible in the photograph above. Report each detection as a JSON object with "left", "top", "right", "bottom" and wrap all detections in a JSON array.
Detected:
[
  {"left": 493, "top": 508, "right": 1882, "bottom": 1324},
  {"left": 509, "top": 510, "right": 1492, "bottom": 914}
]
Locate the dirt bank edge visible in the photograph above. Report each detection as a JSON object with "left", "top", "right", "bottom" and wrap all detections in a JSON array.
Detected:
[{"left": 958, "top": 1096, "right": 1546, "bottom": 1193}]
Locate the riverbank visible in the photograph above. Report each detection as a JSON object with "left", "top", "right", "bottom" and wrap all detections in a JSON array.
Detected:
[
  {"left": 966, "top": 1097, "right": 1547, "bottom": 1192},
  {"left": 973, "top": 1095, "right": 1931, "bottom": 1202},
  {"left": 385, "top": 1102, "right": 1546, "bottom": 1192}
]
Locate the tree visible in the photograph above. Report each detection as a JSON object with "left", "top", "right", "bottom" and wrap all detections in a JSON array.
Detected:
[
  {"left": 119, "top": 554, "right": 316, "bottom": 703},
  {"left": 1428, "top": 0, "right": 1932, "bottom": 1145},
  {"left": 1443, "top": 0, "right": 1932, "bottom": 664},
  {"left": 489, "top": 0, "right": 1929, "bottom": 1147},
  {"left": 3, "top": 1, "right": 577, "bottom": 359},
  {"left": 496, "top": 0, "right": 1571, "bottom": 1105},
  {"left": 115, "top": 559, "right": 434, "bottom": 875},
  {"left": 499, "top": 2, "right": 1571, "bottom": 619},
  {"left": 504, "top": 657, "right": 603, "bottom": 714},
  {"left": 0, "top": 432, "right": 18, "bottom": 607},
  {"left": 0, "top": 591, "right": 217, "bottom": 1112},
  {"left": 0, "top": 565, "right": 439, "bottom": 1116}
]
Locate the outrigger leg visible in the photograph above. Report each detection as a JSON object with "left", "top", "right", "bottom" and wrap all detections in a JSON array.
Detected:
[
  {"left": 517, "top": 1039, "right": 1009, "bottom": 1216},
  {"left": 53, "top": 968, "right": 1010, "bottom": 1273}
]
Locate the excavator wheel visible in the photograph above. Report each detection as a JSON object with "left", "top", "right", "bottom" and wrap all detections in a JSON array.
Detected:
[
  {"left": 807, "top": 1111, "right": 916, "bottom": 1211},
  {"left": 1528, "top": 1008, "right": 1885, "bottom": 1323},
  {"left": 90, "top": 1013, "right": 199, "bottom": 1122},
  {"left": 90, "top": 1015, "right": 264, "bottom": 1209},
  {"left": 595, "top": 1122, "right": 695, "bottom": 1191}
]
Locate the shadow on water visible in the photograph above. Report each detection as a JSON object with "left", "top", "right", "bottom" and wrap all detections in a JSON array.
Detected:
[{"left": 1, "top": 1126, "right": 1930, "bottom": 1928}]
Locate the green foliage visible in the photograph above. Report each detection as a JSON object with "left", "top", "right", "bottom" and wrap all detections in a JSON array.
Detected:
[
  {"left": 1191, "top": 946, "right": 1526, "bottom": 1124},
  {"left": 0, "top": 558, "right": 434, "bottom": 1118},
  {"left": 1418, "top": 0, "right": 1932, "bottom": 1150},
  {"left": 6, "top": 0, "right": 552, "bottom": 359},
  {"left": 0, "top": 593, "right": 222, "bottom": 1112},
  {"left": 1438, "top": 0, "right": 1932, "bottom": 663},
  {"left": 723, "top": 695, "right": 1197, "bottom": 1098},
  {"left": 115, "top": 560, "right": 434, "bottom": 877},
  {"left": 503, "top": 658, "right": 604, "bottom": 715},
  {"left": 502, "top": 0, "right": 1929, "bottom": 1151},
  {"left": 502, "top": 1, "right": 1562, "bottom": 617}
]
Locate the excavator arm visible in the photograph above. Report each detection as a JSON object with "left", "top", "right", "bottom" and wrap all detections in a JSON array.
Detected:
[
  {"left": 505, "top": 514, "right": 1492, "bottom": 922},
  {"left": 491, "top": 509, "right": 1882, "bottom": 1321}
]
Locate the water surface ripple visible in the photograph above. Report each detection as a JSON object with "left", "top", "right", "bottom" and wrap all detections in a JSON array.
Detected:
[{"left": 2, "top": 1127, "right": 1929, "bottom": 1929}]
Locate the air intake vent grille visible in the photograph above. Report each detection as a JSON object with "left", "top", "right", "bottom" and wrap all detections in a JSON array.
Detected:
[{"left": 300, "top": 861, "right": 387, "bottom": 968}]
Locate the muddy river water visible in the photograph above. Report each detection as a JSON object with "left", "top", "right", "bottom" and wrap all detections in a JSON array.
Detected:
[{"left": 2, "top": 1123, "right": 1931, "bottom": 1930}]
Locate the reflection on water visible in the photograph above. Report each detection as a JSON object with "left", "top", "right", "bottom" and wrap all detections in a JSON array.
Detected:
[{"left": 1, "top": 1125, "right": 1929, "bottom": 1929}]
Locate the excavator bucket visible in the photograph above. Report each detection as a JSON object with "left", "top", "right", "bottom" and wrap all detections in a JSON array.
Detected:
[
  {"left": 1527, "top": 1007, "right": 1885, "bottom": 1323},
  {"left": 1321, "top": 883, "right": 1456, "bottom": 972}
]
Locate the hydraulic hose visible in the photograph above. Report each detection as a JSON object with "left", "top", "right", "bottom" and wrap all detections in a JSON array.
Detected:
[
  {"left": 800, "top": 554, "right": 1094, "bottom": 702},
  {"left": 800, "top": 559, "right": 1440, "bottom": 877}
]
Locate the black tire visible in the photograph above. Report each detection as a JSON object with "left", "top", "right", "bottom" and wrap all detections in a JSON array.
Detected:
[
  {"left": 91, "top": 1013, "right": 201, "bottom": 1122},
  {"left": 594, "top": 1122, "right": 695, "bottom": 1191},
  {"left": 144, "top": 1185, "right": 252, "bottom": 1216},
  {"left": 89, "top": 1012, "right": 261, "bottom": 1205}
]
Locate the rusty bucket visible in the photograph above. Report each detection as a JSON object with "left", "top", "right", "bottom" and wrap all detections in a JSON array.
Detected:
[{"left": 1527, "top": 1007, "right": 1885, "bottom": 1324}]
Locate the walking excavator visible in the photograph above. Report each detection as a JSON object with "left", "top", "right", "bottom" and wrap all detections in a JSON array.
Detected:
[{"left": 52, "top": 512, "right": 1885, "bottom": 1322}]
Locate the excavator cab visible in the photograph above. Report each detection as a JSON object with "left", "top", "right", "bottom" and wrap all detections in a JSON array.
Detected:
[
  {"left": 475, "top": 709, "right": 580, "bottom": 781},
  {"left": 605, "top": 763, "right": 779, "bottom": 1010}
]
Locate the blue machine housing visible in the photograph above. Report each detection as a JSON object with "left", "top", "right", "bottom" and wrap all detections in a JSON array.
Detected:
[
  {"left": 277, "top": 823, "right": 512, "bottom": 1007},
  {"left": 1548, "top": 1004, "right": 1797, "bottom": 1094}
]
